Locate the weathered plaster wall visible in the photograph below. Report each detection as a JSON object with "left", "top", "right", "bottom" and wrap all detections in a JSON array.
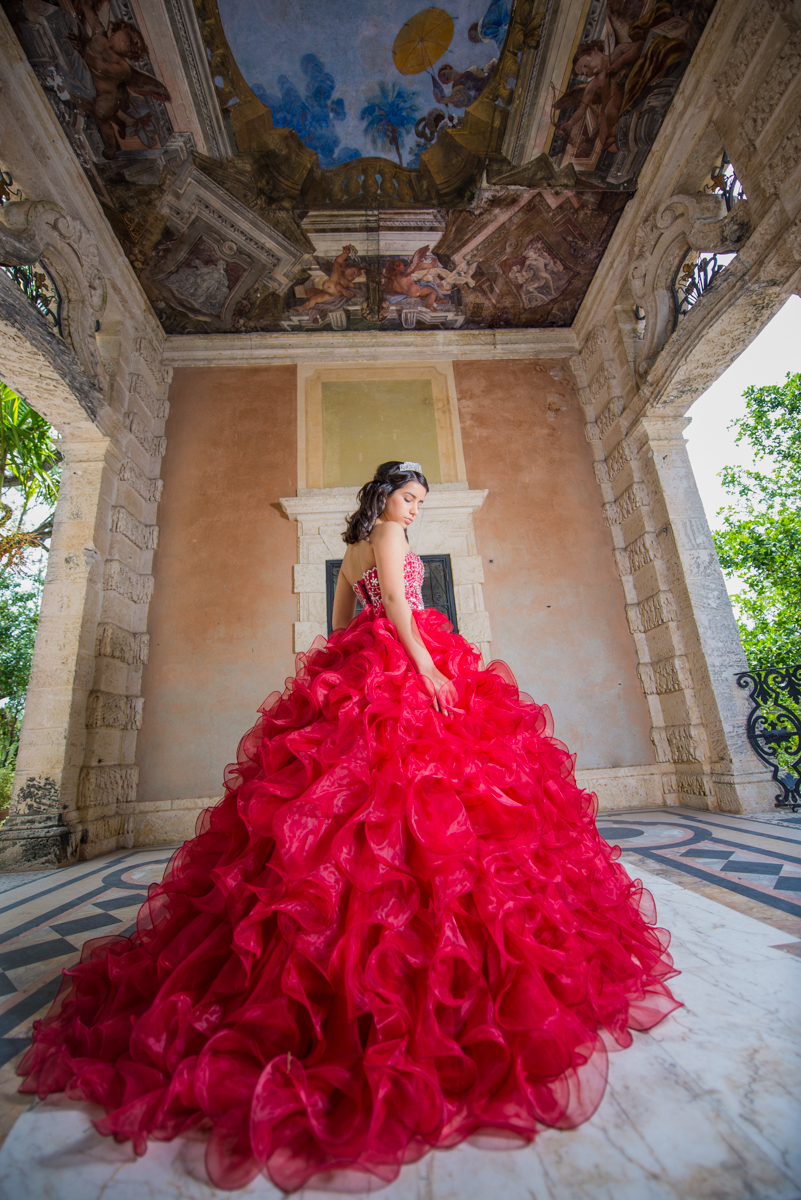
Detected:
[
  {"left": 454, "top": 358, "right": 655, "bottom": 772},
  {"left": 136, "top": 366, "right": 298, "bottom": 826}
]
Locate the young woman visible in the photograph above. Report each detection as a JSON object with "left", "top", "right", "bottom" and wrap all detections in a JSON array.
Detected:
[{"left": 19, "top": 460, "right": 680, "bottom": 1192}]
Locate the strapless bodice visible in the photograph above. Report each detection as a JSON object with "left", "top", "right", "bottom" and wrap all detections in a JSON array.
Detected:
[{"left": 354, "top": 551, "right": 425, "bottom": 613}]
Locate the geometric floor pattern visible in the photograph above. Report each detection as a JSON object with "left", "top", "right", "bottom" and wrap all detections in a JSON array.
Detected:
[
  {"left": 598, "top": 807, "right": 801, "bottom": 937},
  {"left": 0, "top": 807, "right": 799, "bottom": 1198}
]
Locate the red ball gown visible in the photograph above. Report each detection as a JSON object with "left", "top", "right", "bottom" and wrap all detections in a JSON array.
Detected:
[{"left": 19, "top": 552, "right": 680, "bottom": 1192}]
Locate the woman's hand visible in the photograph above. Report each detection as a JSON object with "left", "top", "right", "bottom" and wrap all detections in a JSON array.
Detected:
[{"left": 418, "top": 664, "right": 454, "bottom": 714}]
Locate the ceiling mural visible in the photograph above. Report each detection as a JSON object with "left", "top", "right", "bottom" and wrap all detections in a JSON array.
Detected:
[
  {"left": 2, "top": 0, "right": 716, "bottom": 335},
  {"left": 217, "top": 0, "right": 508, "bottom": 168}
]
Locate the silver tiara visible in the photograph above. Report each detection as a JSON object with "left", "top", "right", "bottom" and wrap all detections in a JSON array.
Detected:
[{"left": 397, "top": 461, "right": 422, "bottom": 473}]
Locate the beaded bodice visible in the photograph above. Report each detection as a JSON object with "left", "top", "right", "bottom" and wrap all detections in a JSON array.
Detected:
[{"left": 355, "top": 552, "right": 425, "bottom": 613}]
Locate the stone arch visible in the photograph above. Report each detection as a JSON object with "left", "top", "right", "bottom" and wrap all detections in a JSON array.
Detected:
[{"left": 0, "top": 200, "right": 169, "bottom": 868}]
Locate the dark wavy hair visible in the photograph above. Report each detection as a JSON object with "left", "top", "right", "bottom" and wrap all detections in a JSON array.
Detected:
[{"left": 342, "top": 461, "right": 429, "bottom": 545}]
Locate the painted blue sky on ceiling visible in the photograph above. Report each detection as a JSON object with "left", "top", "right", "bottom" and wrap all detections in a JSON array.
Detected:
[{"left": 218, "top": 0, "right": 509, "bottom": 167}]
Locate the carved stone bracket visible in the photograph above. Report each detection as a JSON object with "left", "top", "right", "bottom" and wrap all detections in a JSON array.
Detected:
[
  {"left": 0, "top": 199, "right": 108, "bottom": 390},
  {"left": 629, "top": 192, "right": 751, "bottom": 381}
]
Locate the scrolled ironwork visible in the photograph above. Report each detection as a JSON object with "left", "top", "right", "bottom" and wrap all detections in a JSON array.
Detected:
[
  {"left": 0, "top": 261, "right": 63, "bottom": 336},
  {"left": 736, "top": 666, "right": 801, "bottom": 810},
  {"left": 706, "top": 152, "right": 746, "bottom": 213},
  {"left": 671, "top": 250, "right": 734, "bottom": 328}
]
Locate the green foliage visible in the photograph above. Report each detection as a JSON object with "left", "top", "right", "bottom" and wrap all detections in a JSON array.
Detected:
[
  {"left": 0, "top": 566, "right": 43, "bottom": 776},
  {"left": 0, "top": 381, "right": 59, "bottom": 574},
  {"left": 712, "top": 371, "right": 801, "bottom": 669},
  {"left": 0, "top": 381, "right": 60, "bottom": 507}
]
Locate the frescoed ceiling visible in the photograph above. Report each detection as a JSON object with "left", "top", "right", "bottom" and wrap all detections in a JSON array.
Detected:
[
  {"left": 217, "top": 0, "right": 506, "bottom": 169},
  {"left": 2, "top": 0, "right": 717, "bottom": 335}
]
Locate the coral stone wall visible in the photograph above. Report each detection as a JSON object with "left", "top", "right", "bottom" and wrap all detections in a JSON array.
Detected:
[
  {"left": 136, "top": 366, "right": 298, "bottom": 830},
  {"left": 454, "top": 358, "right": 654, "bottom": 772}
]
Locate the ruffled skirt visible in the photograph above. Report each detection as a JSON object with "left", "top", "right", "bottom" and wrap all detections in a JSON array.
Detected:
[{"left": 19, "top": 607, "right": 680, "bottom": 1191}]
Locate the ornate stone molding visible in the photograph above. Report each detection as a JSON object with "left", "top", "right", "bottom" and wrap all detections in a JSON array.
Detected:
[
  {"left": 0, "top": 199, "right": 108, "bottom": 390},
  {"left": 162, "top": 328, "right": 579, "bottom": 367},
  {"left": 629, "top": 193, "right": 752, "bottom": 382}
]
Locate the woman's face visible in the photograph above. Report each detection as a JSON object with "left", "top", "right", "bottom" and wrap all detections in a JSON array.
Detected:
[{"left": 381, "top": 480, "right": 427, "bottom": 530}]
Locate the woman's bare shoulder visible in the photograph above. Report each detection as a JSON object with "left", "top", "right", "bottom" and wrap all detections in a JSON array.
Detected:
[
  {"left": 370, "top": 520, "right": 406, "bottom": 546},
  {"left": 339, "top": 542, "right": 362, "bottom": 585}
]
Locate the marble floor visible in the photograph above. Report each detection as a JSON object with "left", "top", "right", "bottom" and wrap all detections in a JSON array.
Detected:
[{"left": 0, "top": 807, "right": 799, "bottom": 1199}]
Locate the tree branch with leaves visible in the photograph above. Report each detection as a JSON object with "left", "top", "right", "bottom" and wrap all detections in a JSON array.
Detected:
[{"left": 712, "top": 371, "right": 801, "bottom": 668}]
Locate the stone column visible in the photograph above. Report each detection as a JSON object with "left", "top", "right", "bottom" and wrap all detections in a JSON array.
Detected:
[
  {"left": 575, "top": 321, "right": 773, "bottom": 813},
  {"left": 638, "top": 413, "right": 774, "bottom": 813},
  {"left": 0, "top": 433, "right": 110, "bottom": 866}
]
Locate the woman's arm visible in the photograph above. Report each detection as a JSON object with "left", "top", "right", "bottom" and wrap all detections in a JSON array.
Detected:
[
  {"left": 371, "top": 522, "right": 451, "bottom": 709},
  {"left": 331, "top": 567, "right": 357, "bottom": 631}
]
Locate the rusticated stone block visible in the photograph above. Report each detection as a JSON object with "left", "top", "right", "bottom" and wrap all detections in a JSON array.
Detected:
[
  {"left": 103, "top": 559, "right": 154, "bottom": 604},
  {"left": 110, "top": 506, "right": 158, "bottom": 550},
  {"left": 130, "top": 372, "right": 169, "bottom": 420},
  {"left": 125, "top": 412, "right": 166, "bottom": 458},
  {"left": 589, "top": 362, "right": 616, "bottom": 400},
  {"left": 651, "top": 724, "right": 704, "bottom": 764},
  {"left": 638, "top": 655, "right": 692, "bottom": 695},
  {"left": 626, "top": 591, "right": 678, "bottom": 633},
  {"left": 78, "top": 763, "right": 138, "bottom": 807},
  {"left": 662, "top": 772, "right": 713, "bottom": 797},
  {"left": 86, "top": 691, "right": 144, "bottom": 730},
  {"left": 625, "top": 531, "right": 660, "bottom": 574},
  {"left": 606, "top": 436, "right": 634, "bottom": 480},
  {"left": 133, "top": 336, "right": 168, "bottom": 385},
  {"left": 603, "top": 482, "right": 650, "bottom": 526},
  {"left": 597, "top": 396, "right": 624, "bottom": 437},
  {"left": 118, "top": 457, "right": 163, "bottom": 504},
  {"left": 95, "top": 622, "right": 150, "bottom": 665}
]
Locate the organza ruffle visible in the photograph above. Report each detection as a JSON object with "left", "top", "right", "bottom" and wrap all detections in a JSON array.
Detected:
[{"left": 19, "top": 607, "right": 680, "bottom": 1192}]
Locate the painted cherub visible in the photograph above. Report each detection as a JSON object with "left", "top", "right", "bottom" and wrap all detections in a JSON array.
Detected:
[
  {"left": 293, "top": 245, "right": 361, "bottom": 313},
  {"left": 554, "top": 2, "right": 686, "bottom": 154},
  {"left": 430, "top": 61, "right": 495, "bottom": 110},
  {"left": 71, "top": 1, "right": 171, "bottom": 160},
  {"left": 553, "top": 39, "right": 640, "bottom": 153},
  {"left": 382, "top": 246, "right": 446, "bottom": 311}
]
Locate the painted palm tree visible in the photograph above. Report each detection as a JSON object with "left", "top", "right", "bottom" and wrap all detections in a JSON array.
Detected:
[{"left": 360, "top": 83, "right": 420, "bottom": 166}]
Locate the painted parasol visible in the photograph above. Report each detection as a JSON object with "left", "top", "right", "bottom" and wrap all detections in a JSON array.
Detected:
[{"left": 393, "top": 7, "right": 455, "bottom": 75}]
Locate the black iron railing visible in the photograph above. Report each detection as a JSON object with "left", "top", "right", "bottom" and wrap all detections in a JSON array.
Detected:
[
  {"left": 0, "top": 261, "right": 63, "bottom": 335},
  {"left": 737, "top": 666, "right": 801, "bottom": 811},
  {"left": 671, "top": 251, "right": 735, "bottom": 328}
]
